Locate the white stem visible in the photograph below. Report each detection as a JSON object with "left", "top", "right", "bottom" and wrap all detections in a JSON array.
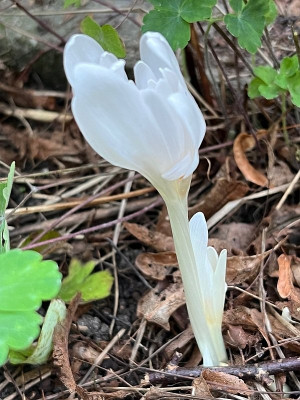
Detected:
[{"left": 160, "top": 179, "right": 227, "bottom": 366}]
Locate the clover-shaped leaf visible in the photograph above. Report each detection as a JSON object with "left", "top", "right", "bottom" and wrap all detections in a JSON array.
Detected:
[
  {"left": 248, "top": 66, "right": 283, "bottom": 100},
  {"left": 0, "top": 249, "right": 62, "bottom": 366},
  {"left": 58, "top": 259, "right": 113, "bottom": 303},
  {"left": 142, "top": 0, "right": 217, "bottom": 50},
  {"left": 225, "top": 0, "right": 269, "bottom": 53}
]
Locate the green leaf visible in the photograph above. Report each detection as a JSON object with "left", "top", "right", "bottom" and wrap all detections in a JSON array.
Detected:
[
  {"left": 287, "top": 71, "right": 300, "bottom": 107},
  {"left": 80, "top": 17, "right": 126, "bottom": 58},
  {"left": 229, "top": 0, "right": 243, "bottom": 13},
  {"left": 180, "top": 0, "right": 217, "bottom": 23},
  {"left": 248, "top": 77, "right": 264, "bottom": 98},
  {"left": 64, "top": 0, "right": 81, "bottom": 8},
  {"left": 280, "top": 55, "right": 299, "bottom": 77},
  {"left": 0, "top": 162, "right": 15, "bottom": 253},
  {"left": 265, "top": 0, "right": 277, "bottom": 25},
  {"left": 21, "top": 230, "right": 61, "bottom": 254},
  {"left": 0, "top": 249, "right": 62, "bottom": 366},
  {"left": 224, "top": 0, "right": 269, "bottom": 53},
  {"left": 248, "top": 66, "right": 282, "bottom": 99},
  {"left": 58, "top": 259, "right": 113, "bottom": 303},
  {"left": 253, "top": 65, "right": 277, "bottom": 84},
  {"left": 142, "top": 0, "right": 217, "bottom": 50},
  {"left": 9, "top": 300, "right": 66, "bottom": 364},
  {"left": 258, "top": 83, "right": 281, "bottom": 99}
]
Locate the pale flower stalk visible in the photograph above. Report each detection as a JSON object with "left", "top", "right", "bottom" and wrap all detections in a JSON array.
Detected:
[{"left": 64, "top": 32, "right": 227, "bottom": 365}]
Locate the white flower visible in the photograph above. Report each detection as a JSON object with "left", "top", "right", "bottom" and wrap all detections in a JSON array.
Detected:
[
  {"left": 63, "top": 32, "right": 205, "bottom": 193},
  {"left": 189, "top": 212, "right": 227, "bottom": 365}
]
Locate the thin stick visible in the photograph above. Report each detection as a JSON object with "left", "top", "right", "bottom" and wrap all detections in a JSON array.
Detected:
[
  {"left": 275, "top": 169, "right": 300, "bottom": 210},
  {"left": 79, "top": 328, "right": 126, "bottom": 384},
  {"left": 5, "top": 187, "right": 154, "bottom": 216}
]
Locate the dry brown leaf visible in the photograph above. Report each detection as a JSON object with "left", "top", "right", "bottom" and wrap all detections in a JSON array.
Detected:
[
  {"left": 214, "top": 222, "right": 256, "bottom": 252},
  {"left": 208, "top": 238, "right": 243, "bottom": 256},
  {"left": 226, "top": 325, "right": 258, "bottom": 349},
  {"left": 233, "top": 130, "right": 270, "bottom": 187},
  {"left": 135, "top": 252, "right": 177, "bottom": 281},
  {"left": 226, "top": 251, "right": 271, "bottom": 285},
  {"left": 137, "top": 272, "right": 184, "bottom": 330},
  {"left": 223, "top": 306, "right": 300, "bottom": 353},
  {"left": 202, "top": 369, "right": 249, "bottom": 395},
  {"left": 192, "top": 375, "right": 213, "bottom": 398},
  {"left": 124, "top": 222, "right": 174, "bottom": 252},
  {"left": 277, "top": 254, "right": 300, "bottom": 302},
  {"left": 164, "top": 325, "right": 194, "bottom": 359},
  {"left": 189, "top": 178, "right": 249, "bottom": 219}
]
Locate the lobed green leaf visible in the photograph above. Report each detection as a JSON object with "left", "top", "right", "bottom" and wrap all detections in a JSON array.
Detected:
[
  {"left": 59, "top": 259, "right": 113, "bottom": 302},
  {"left": 225, "top": 0, "right": 269, "bottom": 53},
  {"left": 142, "top": 0, "right": 217, "bottom": 50},
  {"left": 80, "top": 17, "right": 126, "bottom": 58}
]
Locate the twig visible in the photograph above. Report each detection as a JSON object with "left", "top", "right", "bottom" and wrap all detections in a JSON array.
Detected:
[
  {"left": 79, "top": 329, "right": 126, "bottom": 384},
  {"left": 275, "top": 169, "right": 300, "bottom": 210},
  {"left": 20, "top": 198, "right": 162, "bottom": 250},
  {"left": 147, "top": 357, "right": 300, "bottom": 385},
  {"left": 11, "top": 0, "right": 66, "bottom": 44},
  {"left": 92, "top": 0, "right": 140, "bottom": 27}
]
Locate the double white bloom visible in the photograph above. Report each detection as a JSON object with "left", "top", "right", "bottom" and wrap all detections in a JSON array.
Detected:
[{"left": 64, "top": 32, "right": 227, "bottom": 366}]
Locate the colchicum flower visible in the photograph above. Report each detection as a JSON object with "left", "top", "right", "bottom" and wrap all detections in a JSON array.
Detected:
[{"left": 64, "top": 32, "right": 227, "bottom": 366}]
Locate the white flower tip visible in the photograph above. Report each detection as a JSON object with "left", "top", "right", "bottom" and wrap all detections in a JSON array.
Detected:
[
  {"left": 189, "top": 212, "right": 208, "bottom": 243},
  {"left": 64, "top": 34, "right": 104, "bottom": 87}
]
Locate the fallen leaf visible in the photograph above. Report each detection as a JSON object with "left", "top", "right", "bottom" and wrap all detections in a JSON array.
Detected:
[
  {"left": 233, "top": 130, "right": 270, "bottom": 187},
  {"left": 225, "top": 325, "right": 258, "bottom": 349},
  {"left": 223, "top": 306, "right": 300, "bottom": 353},
  {"left": 214, "top": 222, "right": 256, "bottom": 252},
  {"left": 226, "top": 251, "right": 272, "bottom": 285},
  {"left": 135, "top": 252, "right": 177, "bottom": 281},
  {"left": 189, "top": 178, "right": 249, "bottom": 219},
  {"left": 277, "top": 254, "right": 300, "bottom": 303},
  {"left": 192, "top": 375, "right": 213, "bottom": 398},
  {"left": 124, "top": 222, "right": 174, "bottom": 252},
  {"left": 202, "top": 370, "right": 249, "bottom": 395},
  {"left": 164, "top": 325, "right": 194, "bottom": 359},
  {"left": 137, "top": 272, "right": 184, "bottom": 330}
]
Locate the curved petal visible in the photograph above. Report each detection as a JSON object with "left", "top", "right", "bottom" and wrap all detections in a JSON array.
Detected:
[
  {"left": 72, "top": 63, "right": 185, "bottom": 180},
  {"left": 64, "top": 34, "right": 105, "bottom": 87},
  {"left": 162, "top": 151, "right": 199, "bottom": 181},
  {"left": 168, "top": 92, "right": 206, "bottom": 149},
  {"left": 134, "top": 61, "right": 156, "bottom": 89},
  {"left": 139, "top": 32, "right": 185, "bottom": 85}
]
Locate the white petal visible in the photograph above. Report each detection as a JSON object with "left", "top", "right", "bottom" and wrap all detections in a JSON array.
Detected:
[
  {"left": 100, "top": 52, "right": 127, "bottom": 80},
  {"left": 168, "top": 92, "right": 206, "bottom": 149},
  {"left": 214, "top": 249, "right": 227, "bottom": 309},
  {"left": 71, "top": 63, "right": 184, "bottom": 181},
  {"left": 162, "top": 151, "right": 198, "bottom": 181},
  {"left": 207, "top": 246, "right": 218, "bottom": 272},
  {"left": 140, "top": 32, "right": 185, "bottom": 84},
  {"left": 134, "top": 61, "right": 156, "bottom": 89},
  {"left": 64, "top": 34, "right": 105, "bottom": 87}
]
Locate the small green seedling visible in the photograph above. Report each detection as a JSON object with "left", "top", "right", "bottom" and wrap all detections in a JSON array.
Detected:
[
  {"left": 58, "top": 258, "right": 113, "bottom": 303},
  {"left": 248, "top": 55, "right": 300, "bottom": 107},
  {"left": 0, "top": 249, "right": 62, "bottom": 366},
  {"left": 0, "top": 162, "right": 15, "bottom": 253}
]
